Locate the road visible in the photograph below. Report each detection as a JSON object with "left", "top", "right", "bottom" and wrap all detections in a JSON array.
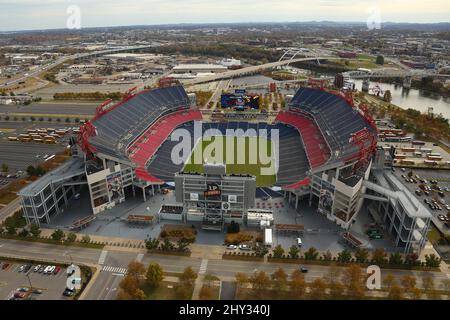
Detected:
[
  {"left": 0, "top": 239, "right": 448, "bottom": 300},
  {"left": 0, "top": 102, "right": 97, "bottom": 116}
]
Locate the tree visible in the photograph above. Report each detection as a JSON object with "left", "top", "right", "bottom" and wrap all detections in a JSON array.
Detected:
[
  {"left": 371, "top": 248, "right": 387, "bottom": 265},
  {"left": 145, "top": 238, "right": 159, "bottom": 250},
  {"left": 272, "top": 245, "right": 285, "bottom": 259},
  {"left": 199, "top": 286, "right": 214, "bottom": 300},
  {"left": 250, "top": 271, "right": 271, "bottom": 299},
  {"left": 227, "top": 221, "right": 240, "bottom": 233},
  {"left": 322, "top": 250, "right": 333, "bottom": 261},
  {"left": 146, "top": 263, "right": 164, "bottom": 287},
  {"left": 304, "top": 247, "right": 319, "bottom": 261},
  {"left": 81, "top": 234, "right": 91, "bottom": 243},
  {"left": 29, "top": 224, "right": 41, "bottom": 237},
  {"left": 329, "top": 281, "right": 345, "bottom": 299},
  {"left": 388, "top": 284, "right": 404, "bottom": 300},
  {"left": 235, "top": 272, "right": 249, "bottom": 289},
  {"left": 66, "top": 232, "right": 77, "bottom": 243},
  {"left": 424, "top": 254, "right": 441, "bottom": 268},
  {"left": 18, "top": 228, "right": 29, "bottom": 238},
  {"left": 271, "top": 268, "right": 288, "bottom": 296},
  {"left": 337, "top": 249, "right": 352, "bottom": 263},
  {"left": 118, "top": 274, "right": 140, "bottom": 299},
  {"left": 160, "top": 239, "right": 175, "bottom": 251},
  {"left": 177, "top": 237, "right": 194, "bottom": 252},
  {"left": 388, "top": 252, "right": 403, "bottom": 265},
  {"left": 400, "top": 275, "right": 417, "bottom": 298},
  {"left": 343, "top": 264, "right": 366, "bottom": 299},
  {"left": 127, "top": 261, "right": 146, "bottom": 281},
  {"left": 384, "top": 274, "right": 395, "bottom": 290},
  {"left": 51, "top": 229, "right": 65, "bottom": 241},
  {"left": 289, "top": 270, "right": 306, "bottom": 299},
  {"left": 288, "top": 245, "right": 300, "bottom": 259},
  {"left": 309, "top": 278, "right": 327, "bottom": 299},
  {"left": 180, "top": 266, "right": 197, "bottom": 287},
  {"left": 6, "top": 225, "right": 17, "bottom": 235},
  {"left": 376, "top": 55, "right": 385, "bottom": 65},
  {"left": 354, "top": 249, "right": 369, "bottom": 264}
]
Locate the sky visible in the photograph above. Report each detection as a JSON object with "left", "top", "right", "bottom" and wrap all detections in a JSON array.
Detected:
[{"left": 0, "top": 0, "right": 449, "bottom": 32}]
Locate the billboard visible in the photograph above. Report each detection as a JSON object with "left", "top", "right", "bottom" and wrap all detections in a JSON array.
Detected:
[
  {"left": 221, "top": 93, "right": 261, "bottom": 110},
  {"left": 106, "top": 171, "right": 124, "bottom": 203},
  {"left": 318, "top": 180, "right": 335, "bottom": 215},
  {"left": 204, "top": 183, "right": 221, "bottom": 198}
]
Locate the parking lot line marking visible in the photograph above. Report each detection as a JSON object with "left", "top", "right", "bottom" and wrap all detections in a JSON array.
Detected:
[
  {"left": 98, "top": 250, "right": 108, "bottom": 265},
  {"left": 199, "top": 259, "right": 208, "bottom": 275}
]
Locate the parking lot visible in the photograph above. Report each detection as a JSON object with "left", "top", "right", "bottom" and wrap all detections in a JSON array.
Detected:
[
  {"left": 392, "top": 167, "right": 450, "bottom": 235},
  {"left": 0, "top": 260, "right": 73, "bottom": 300}
]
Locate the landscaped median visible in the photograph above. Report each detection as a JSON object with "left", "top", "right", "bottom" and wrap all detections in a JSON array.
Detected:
[{"left": 222, "top": 251, "right": 264, "bottom": 262}]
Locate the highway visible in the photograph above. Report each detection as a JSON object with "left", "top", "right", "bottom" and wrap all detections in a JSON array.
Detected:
[
  {"left": 0, "top": 238, "right": 448, "bottom": 300},
  {"left": 0, "top": 102, "right": 97, "bottom": 116}
]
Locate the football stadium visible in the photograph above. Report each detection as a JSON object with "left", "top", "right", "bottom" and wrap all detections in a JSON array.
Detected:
[{"left": 18, "top": 83, "right": 432, "bottom": 254}]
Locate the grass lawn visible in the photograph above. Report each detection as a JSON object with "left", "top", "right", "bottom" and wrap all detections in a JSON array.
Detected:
[
  {"left": 428, "top": 225, "right": 443, "bottom": 244},
  {"left": 183, "top": 136, "right": 277, "bottom": 187},
  {"left": 141, "top": 281, "right": 193, "bottom": 300}
]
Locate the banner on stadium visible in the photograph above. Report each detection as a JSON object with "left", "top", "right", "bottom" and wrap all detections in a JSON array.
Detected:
[{"left": 318, "top": 180, "right": 335, "bottom": 215}]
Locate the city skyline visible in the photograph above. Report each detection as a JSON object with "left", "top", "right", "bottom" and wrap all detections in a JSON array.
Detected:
[{"left": 0, "top": 0, "right": 449, "bottom": 32}]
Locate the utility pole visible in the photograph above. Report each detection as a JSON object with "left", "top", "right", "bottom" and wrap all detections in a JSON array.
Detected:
[{"left": 25, "top": 273, "right": 33, "bottom": 300}]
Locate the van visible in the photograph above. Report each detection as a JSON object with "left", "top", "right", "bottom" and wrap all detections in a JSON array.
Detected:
[{"left": 296, "top": 237, "right": 302, "bottom": 247}]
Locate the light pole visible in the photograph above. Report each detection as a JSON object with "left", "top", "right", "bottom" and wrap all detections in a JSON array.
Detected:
[{"left": 25, "top": 273, "right": 33, "bottom": 300}]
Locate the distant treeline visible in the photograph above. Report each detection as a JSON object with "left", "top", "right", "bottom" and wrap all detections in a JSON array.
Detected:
[
  {"left": 53, "top": 92, "right": 124, "bottom": 101},
  {"left": 150, "top": 43, "right": 280, "bottom": 64}
]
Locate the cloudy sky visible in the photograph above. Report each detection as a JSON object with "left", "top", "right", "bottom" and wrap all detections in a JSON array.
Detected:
[{"left": 0, "top": 0, "right": 449, "bottom": 31}]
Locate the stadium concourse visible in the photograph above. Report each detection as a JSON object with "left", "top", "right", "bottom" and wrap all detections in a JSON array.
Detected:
[{"left": 18, "top": 84, "right": 432, "bottom": 255}]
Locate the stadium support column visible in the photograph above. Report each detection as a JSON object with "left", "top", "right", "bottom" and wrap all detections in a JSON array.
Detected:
[
  {"left": 142, "top": 187, "right": 146, "bottom": 202},
  {"left": 295, "top": 194, "right": 299, "bottom": 210},
  {"left": 403, "top": 76, "right": 412, "bottom": 89},
  {"left": 288, "top": 191, "right": 292, "bottom": 205}
]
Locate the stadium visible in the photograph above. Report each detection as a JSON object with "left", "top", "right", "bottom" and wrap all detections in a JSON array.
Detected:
[{"left": 18, "top": 83, "right": 431, "bottom": 254}]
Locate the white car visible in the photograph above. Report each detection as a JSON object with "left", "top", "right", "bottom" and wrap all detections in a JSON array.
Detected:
[
  {"left": 33, "top": 265, "right": 41, "bottom": 272},
  {"left": 238, "top": 244, "right": 251, "bottom": 251},
  {"left": 226, "top": 244, "right": 238, "bottom": 250},
  {"left": 46, "top": 266, "right": 56, "bottom": 274},
  {"left": 43, "top": 266, "right": 52, "bottom": 274}
]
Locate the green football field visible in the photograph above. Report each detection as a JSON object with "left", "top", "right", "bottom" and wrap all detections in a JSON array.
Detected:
[{"left": 183, "top": 136, "right": 277, "bottom": 187}]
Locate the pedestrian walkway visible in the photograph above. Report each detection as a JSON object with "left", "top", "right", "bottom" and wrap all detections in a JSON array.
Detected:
[{"left": 101, "top": 265, "right": 128, "bottom": 275}]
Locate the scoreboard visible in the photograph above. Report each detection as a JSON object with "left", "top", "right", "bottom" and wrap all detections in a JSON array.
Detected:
[{"left": 221, "top": 92, "right": 261, "bottom": 110}]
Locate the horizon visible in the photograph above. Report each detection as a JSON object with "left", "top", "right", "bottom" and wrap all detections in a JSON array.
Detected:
[{"left": 0, "top": 0, "right": 449, "bottom": 32}]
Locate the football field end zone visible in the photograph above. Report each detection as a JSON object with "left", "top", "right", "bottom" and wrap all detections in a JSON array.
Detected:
[{"left": 183, "top": 135, "right": 277, "bottom": 187}]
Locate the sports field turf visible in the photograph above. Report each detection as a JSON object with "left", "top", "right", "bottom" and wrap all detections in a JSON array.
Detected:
[{"left": 183, "top": 136, "right": 277, "bottom": 187}]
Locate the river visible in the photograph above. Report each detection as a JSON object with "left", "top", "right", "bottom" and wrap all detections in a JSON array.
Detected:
[{"left": 352, "top": 79, "right": 450, "bottom": 119}]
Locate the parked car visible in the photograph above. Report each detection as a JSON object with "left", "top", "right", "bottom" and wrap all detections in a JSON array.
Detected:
[
  {"left": 17, "top": 287, "right": 29, "bottom": 292},
  {"left": 226, "top": 245, "right": 238, "bottom": 250},
  {"left": 238, "top": 244, "right": 251, "bottom": 251},
  {"left": 438, "top": 191, "right": 445, "bottom": 198},
  {"left": 33, "top": 289, "right": 43, "bottom": 294},
  {"left": 296, "top": 237, "right": 303, "bottom": 247},
  {"left": 18, "top": 265, "right": 25, "bottom": 272},
  {"left": 46, "top": 266, "right": 56, "bottom": 274},
  {"left": 2, "top": 263, "right": 10, "bottom": 270},
  {"left": 14, "top": 292, "right": 27, "bottom": 299},
  {"left": 43, "top": 266, "right": 52, "bottom": 274},
  {"left": 424, "top": 191, "right": 430, "bottom": 196},
  {"left": 62, "top": 288, "right": 75, "bottom": 297},
  {"left": 299, "top": 266, "right": 308, "bottom": 273},
  {"left": 53, "top": 266, "right": 61, "bottom": 275},
  {"left": 438, "top": 215, "right": 446, "bottom": 221},
  {"left": 415, "top": 189, "right": 422, "bottom": 196},
  {"left": 33, "top": 265, "right": 41, "bottom": 272},
  {"left": 38, "top": 265, "right": 45, "bottom": 273}
]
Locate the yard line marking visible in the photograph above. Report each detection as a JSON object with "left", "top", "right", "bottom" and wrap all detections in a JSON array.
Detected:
[{"left": 98, "top": 250, "right": 108, "bottom": 265}]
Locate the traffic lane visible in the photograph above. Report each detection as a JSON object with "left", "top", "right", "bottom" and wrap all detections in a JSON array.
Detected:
[
  {"left": 83, "top": 271, "right": 122, "bottom": 300},
  {"left": 141, "top": 254, "right": 202, "bottom": 273},
  {"left": 205, "top": 259, "right": 447, "bottom": 289},
  {"left": 0, "top": 239, "right": 101, "bottom": 266},
  {"left": 0, "top": 103, "right": 97, "bottom": 115}
]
